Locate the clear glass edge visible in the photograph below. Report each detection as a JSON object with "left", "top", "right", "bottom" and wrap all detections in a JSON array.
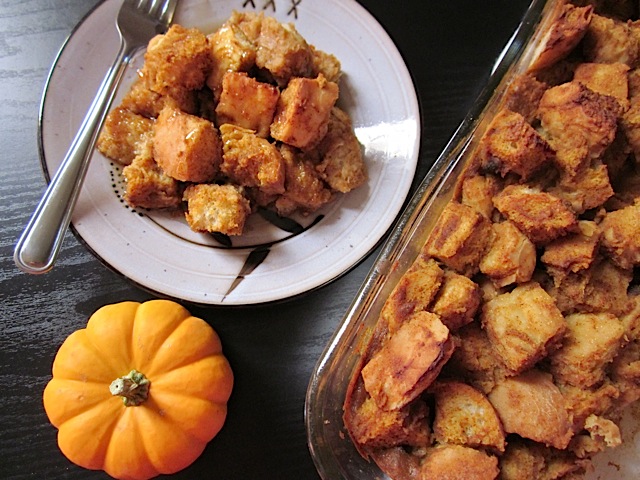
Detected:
[{"left": 304, "top": 0, "right": 563, "bottom": 478}]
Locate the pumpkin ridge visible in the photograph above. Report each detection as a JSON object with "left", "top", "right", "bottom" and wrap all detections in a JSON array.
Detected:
[
  {"left": 145, "top": 390, "right": 229, "bottom": 444},
  {"left": 143, "top": 316, "right": 223, "bottom": 377},
  {"left": 130, "top": 301, "right": 192, "bottom": 371},
  {"left": 53, "top": 330, "right": 125, "bottom": 382},
  {"left": 57, "top": 399, "right": 122, "bottom": 470}
]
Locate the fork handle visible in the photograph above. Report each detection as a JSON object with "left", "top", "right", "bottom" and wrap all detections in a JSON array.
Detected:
[{"left": 14, "top": 41, "right": 135, "bottom": 274}]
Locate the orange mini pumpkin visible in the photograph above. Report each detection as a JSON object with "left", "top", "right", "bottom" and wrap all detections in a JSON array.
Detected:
[{"left": 43, "top": 300, "right": 234, "bottom": 480}]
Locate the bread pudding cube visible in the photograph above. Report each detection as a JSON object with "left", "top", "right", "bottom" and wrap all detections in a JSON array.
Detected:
[
  {"left": 361, "top": 311, "right": 454, "bottom": 411},
  {"left": 120, "top": 76, "right": 199, "bottom": 118},
  {"left": 215, "top": 72, "right": 279, "bottom": 138},
  {"left": 153, "top": 106, "right": 221, "bottom": 183},
  {"left": 310, "top": 45, "right": 341, "bottom": 83},
  {"left": 493, "top": 185, "right": 577, "bottom": 245},
  {"left": 424, "top": 201, "right": 492, "bottom": 276},
  {"left": 488, "top": 369, "right": 573, "bottom": 450},
  {"left": 481, "top": 282, "right": 566, "bottom": 374},
  {"left": 270, "top": 74, "right": 339, "bottom": 149},
  {"left": 219, "top": 123, "right": 285, "bottom": 195},
  {"left": 549, "top": 312, "right": 624, "bottom": 388},
  {"left": 600, "top": 203, "right": 640, "bottom": 269},
  {"left": 255, "top": 15, "right": 313, "bottom": 86},
  {"left": 541, "top": 220, "right": 600, "bottom": 275},
  {"left": 479, "top": 220, "right": 536, "bottom": 288},
  {"left": 446, "top": 323, "right": 507, "bottom": 395},
  {"left": 420, "top": 445, "right": 499, "bottom": 480},
  {"left": 348, "top": 396, "right": 431, "bottom": 450},
  {"left": 549, "top": 161, "right": 613, "bottom": 214},
  {"left": 477, "top": 109, "right": 553, "bottom": 180},
  {"left": 206, "top": 22, "right": 257, "bottom": 99},
  {"left": 183, "top": 184, "right": 250, "bottom": 235},
  {"left": 538, "top": 81, "right": 620, "bottom": 176},
  {"left": 274, "top": 144, "right": 332, "bottom": 215},
  {"left": 460, "top": 174, "right": 501, "bottom": 219},
  {"left": 97, "top": 107, "right": 154, "bottom": 166},
  {"left": 503, "top": 73, "right": 548, "bottom": 124},
  {"left": 583, "top": 13, "right": 639, "bottom": 66},
  {"left": 431, "top": 380, "right": 505, "bottom": 452},
  {"left": 380, "top": 257, "right": 444, "bottom": 334},
  {"left": 573, "top": 62, "right": 630, "bottom": 110},
  {"left": 315, "top": 107, "right": 367, "bottom": 193},
  {"left": 529, "top": 3, "right": 593, "bottom": 71},
  {"left": 141, "top": 24, "right": 211, "bottom": 95},
  {"left": 430, "top": 269, "right": 481, "bottom": 331},
  {"left": 122, "top": 140, "right": 182, "bottom": 209}
]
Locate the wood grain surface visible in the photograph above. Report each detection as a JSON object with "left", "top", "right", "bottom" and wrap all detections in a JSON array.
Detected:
[{"left": 0, "top": 0, "right": 530, "bottom": 478}]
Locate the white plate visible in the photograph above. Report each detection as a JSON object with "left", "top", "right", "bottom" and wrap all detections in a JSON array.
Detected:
[{"left": 39, "top": 0, "right": 420, "bottom": 305}]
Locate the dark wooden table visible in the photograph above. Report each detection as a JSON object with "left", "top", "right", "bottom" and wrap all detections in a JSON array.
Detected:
[{"left": 0, "top": 0, "right": 531, "bottom": 478}]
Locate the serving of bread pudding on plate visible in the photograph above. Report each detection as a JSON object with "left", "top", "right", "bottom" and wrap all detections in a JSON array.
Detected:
[
  {"left": 343, "top": 1, "right": 640, "bottom": 479},
  {"left": 96, "top": 11, "right": 366, "bottom": 236}
]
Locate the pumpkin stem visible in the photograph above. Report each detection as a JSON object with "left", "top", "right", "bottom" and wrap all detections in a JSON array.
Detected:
[{"left": 109, "top": 370, "right": 150, "bottom": 406}]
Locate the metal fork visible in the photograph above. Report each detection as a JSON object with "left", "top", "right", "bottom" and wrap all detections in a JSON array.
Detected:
[{"left": 14, "top": 0, "right": 179, "bottom": 274}]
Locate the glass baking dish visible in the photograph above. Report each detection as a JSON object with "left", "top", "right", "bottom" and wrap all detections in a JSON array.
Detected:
[{"left": 305, "top": 0, "right": 640, "bottom": 478}]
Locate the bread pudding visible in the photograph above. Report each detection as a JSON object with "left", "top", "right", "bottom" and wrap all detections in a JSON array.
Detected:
[
  {"left": 97, "top": 11, "right": 366, "bottom": 236},
  {"left": 344, "top": 1, "right": 640, "bottom": 479}
]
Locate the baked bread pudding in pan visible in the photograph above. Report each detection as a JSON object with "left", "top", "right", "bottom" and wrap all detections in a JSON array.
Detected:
[{"left": 344, "top": 1, "right": 640, "bottom": 478}]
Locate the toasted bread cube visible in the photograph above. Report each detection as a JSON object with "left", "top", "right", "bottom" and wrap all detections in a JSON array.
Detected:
[
  {"left": 560, "top": 381, "right": 620, "bottom": 432},
  {"left": 493, "top": 185, "right": 577, "bottom": 245},
  {"left": 380, "top": 257, "right": 444, "bottom": 334},
  {"left": 477, "top": 109, "right": 553, "bottom": 180},
  {"left": 97, "top": 107, "right": 154, "bottom": 166},
  {"left": 424, "top": 201, "right": 492, "bottom": 276},
  {"left": 314, "top": 107, "right": 366, "bottom": 193},
  {"left": 255, "top": 16, "right": 313, "bottom": 86},
  {"left": 227, "top": 10, "right": 263, "bottom": 42},
  {"left": 538, "top": 81, "right": 620, "bottom": 176},
  {"left": 481, "top": 282, "right": 566, "bottom": 374},
  {"left": 549, "top": 312, "right": 624, "bottom": 388},
  {"left": 122, "top": 139, "right": 182, "bottom": 209},
  {"left": 479, "top": 221, "right": 536, "bottom": 288},
  {"left": 549, "top": 161, "right": 614, "bottom": 214},
  {"left": 274, "top": 144, "right": 332, "bottom": 215},
  {"left": 583, "top": 13, "right": 639, "bottom": 66},
  {"left": 348, "top": 396, "right": 431, "bottom": 450},
  {"left": 610, "top": 338, "right": 640, "bottom": 408},
  {"left": 120, "top": 76, "right": 198, "bottom": 118},
  {"left": 488, "top": 369, "right": 574, "bottom": 449},
  {"left": 183, "top": 183, "right": 250, "bottom": 235},
  {"left": 219, "top": 123, "right": 285, "bottom": 195},
  {"left": 621, "top": 101, "right": 640, "bottom": 161},
  {"left": 141, "top": 24, "right": 211, "bottom": 95},
  {"left": 419, "top": 445, "right": 499, "bottom": 480},
  {"left": 541, "top": 220, "right": 600, "bottom": 274},
  {"left": 153, "top": 106, "right": 221, "bottom": 183},
  {"left": 215, "top": 72, "right": 279, "bottom": 138},
  {"left": 446, "top": 323, "right": 507, "bottom": 394},
  {"left": 545, "top": 257, "right": 633, "bottom": 316},
  {"left": 310, "top": 45, "right": 341, "bottom": 83},
  {"left": 460, "top": 174, "right": 501, "bottom": 219},
  {"left": 503, "top": 73, "right": 548, "bottom": 123},
  {"left": 430, "top": 270, "right": 481, "bottom": 331},
  {"left": 361, "top": 311, "right": 454, "bottom": 411},
  {"left": 529, "top": 4, "right": 593, "bottom": 71},
  {"left": 431, "top": 380, "right": 505, "bottom": 452},
  {"left": 206, "top": 22, "right": 257, "bottom": 98},
  {"left": 498, "top": 440, "right": 547, "bottom": 480},
  {"left": 600, "top": 203, "right": 640, "bottom": 269},
  {"left": 270, "top": 74, "right": 339, "bottom": 149},
  {"left": 573, "top": 62, "right": 630, "bottom": 110}
]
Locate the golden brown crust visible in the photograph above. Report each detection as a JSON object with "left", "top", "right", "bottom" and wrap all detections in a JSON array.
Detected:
[{"left": 153, "top": 106, "right": 221, "bottom": 183}]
